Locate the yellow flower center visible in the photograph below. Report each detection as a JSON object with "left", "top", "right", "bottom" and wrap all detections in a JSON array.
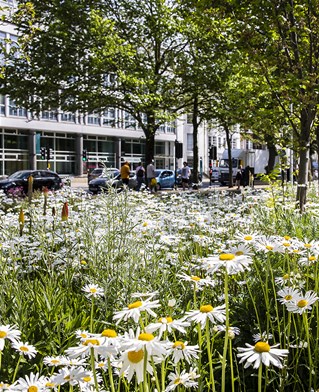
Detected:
[
  {"left": 82, "top": 376, "right": 92, "bottom": 382},
  {"left": 173, "top": 341, "right": 185, "bottom": 350},
  {"left": 266, "top": 245, "right": 273, "bottom": 250},
  {"left": 128, "top": 349, "right": 144, "bottom": 363},
  {"left": 283, "top": 242, "right": 290, "bottom": 247},
  {"left": 102, "top": 329, "right": 117, "bottom": 338},
  {"left": 20, "top": 346, "right": 29, "bottom": 352},
  {"left": 80, "top": 260, "right": 87, "bottom": 265},
  {"left": 51, "top": 359, "right": 60, "bottom": 364},
  {"left": 297, "top": 299, "right": 308, "bottom": 308},
  {"left": 304, "top": 243, "right": 312, "bottom": 248},
  {"left": 219, "top": 253, "right": 235, "bottom": 261},
  {"left": 293, "top": 249, "right": 299, "bottom": 253},
  {"left": 200, "top": 304, "right": 213, "bottom": 313},
  {"left": 244, "top": 236, "right": 253, "bottom": 241},
  {"left": 254, "top": 342, "right": 270, "bottom": 353},
  {"left": 90, "top": 288, "right": 97, "bottom": 293},
  {"left": 80, "top": 333, "right": 88, "bottom": 338},
  {"left": 128, "top": 300, "right": 142, "bottom": 309},
  {"left": 45, "top": 382, "right": 55, "bottom": 388},
  {"left": 83, "top": 339, "right": 100, "bottom": 346},
  {"left": 235, "top": 251, "right": 244, "bottom": 256},
  {"left": 159, "top": 316, "right": 173, "bottom": 323},
  {"left": 143, "top": 222, "right": 148, "bottom": 227},
  {"left": 174, "top": 378, "right": 181, "bottom": 385},
  {"left": 64, "top": 376, "right": 71, "bottom": 381},
  {"left": 284, "top": 235, "right": 291, "bottom": 240},
  {"left": 28, "top": 386, "right": 38, "bottom": 392},
  {"left": 0, "top": 331, "right": 7, "bottom": 338},
  {"left": 309, "top": 256, "right": 316, "bottom": 261},
  {"left": 283, "top": 274, "right": 289, "bottom": 280},
  {"left": 138, "top": 333, "right": 154, "bottom": 341},
  {"left": 285, "top": 295, "right": 292, "bottom": 300},
  {"left": 191, "top": 276, "right": 201, "bottom": 281}
]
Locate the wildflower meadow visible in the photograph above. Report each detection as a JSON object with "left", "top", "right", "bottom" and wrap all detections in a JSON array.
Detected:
[{"left": 0, "top": 183, "right": 319, "bottom": 392}]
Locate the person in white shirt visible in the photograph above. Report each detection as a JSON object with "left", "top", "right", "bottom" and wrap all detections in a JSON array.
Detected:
[
  {"left": 146, "top": 160, "right": 156, "bottom": 193},
  {"left": 181, "top": 162, "right": 191, "bottom": 190},
  {"left": 135, "top": 162, "right": 145, "bottom": 191}
]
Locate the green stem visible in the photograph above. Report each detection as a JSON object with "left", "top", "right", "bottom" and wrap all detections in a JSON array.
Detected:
[
  {"left": 229, "top": 339, "right": 235, "bottom": 392},
  {"left": 11, "top": 355, "right": 22, "bottom": 383},
  {"left": 221, "top": 272, "right": 229, "bottom": 392},
  {"left": 90, "top": 297, "right": 95, "bottom": 333},
  {"left": 205, "top": 320, "right": 215, "bottom": 391},
  {"left": 303, "top": 313, "right": 313, "bottom": 390},
  {"left": 258, "top": 364, "right": 263, "bottom": 392},
  {"left": 90, "top": 347, "right": 99, "bottom": 391},
  {"left": 108, "top": 357, "right": 116, "bottom": 392}
]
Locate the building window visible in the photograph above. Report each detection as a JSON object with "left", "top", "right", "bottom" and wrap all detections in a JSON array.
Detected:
[
  {"left": 41, "top": 110, "right": 57, "bottom": 121},
  {"left": 187, "top": 134, "right": 193, "bottom": 151},
  {"left": 167, "top": 121, "right": 176, "bottom": 134},
  {"left": 87, "top": 111, "right": 100, "bottom": 125},
  {"left": 124, "top": 111, "right": 136, "bottom": 129},
  {"left": 61, "top": 112, "right": 75, "bottom": 122},
  {"left": 102, "top": 108, "right": 116, "bottom": 127},
  {"left": 9, "top": 99, "right": 26, "bottom": 117},
  {"left": 155, "top": 141, "right": 165, "bottom": 155},
  {"left": 186, "top": 114, "right": 192, "bottom": 124},
  {"left": 0, "top": 94, "right": 5, "bottom": 116}
]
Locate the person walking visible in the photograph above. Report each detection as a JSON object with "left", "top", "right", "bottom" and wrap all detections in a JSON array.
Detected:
[
  {"left": 135, "top": 161, "right": 145, "bottom": 191},
  {"left": 146, "top": 159, "right": 156, "bottom": 193},
  {"left": 120, "top": 161, "right": 130, "bottom": 188},
  {"left": 235, "top": 165, "right": 243, "bottom": 190},
  {"left": 181, "top": 161, "right": 191, "bottom": 190}
]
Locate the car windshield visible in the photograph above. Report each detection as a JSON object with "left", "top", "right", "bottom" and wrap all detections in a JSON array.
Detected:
[
  {"left": 155, "top": 170, "right": 162, "bottom": 177},
  {"left": 9, "top": 171, "right": 30, "bottom": 180}
]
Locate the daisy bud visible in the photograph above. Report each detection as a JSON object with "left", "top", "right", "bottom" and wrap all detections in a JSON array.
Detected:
[
  {"left": 19, "top": 208, "right": 25, "bottom": 226},
  {"left": 168, "top": 299, "right": 176, "bottom": 307},
  {"left": 61, "top": 202, "right": 69, "bottom": 221}
]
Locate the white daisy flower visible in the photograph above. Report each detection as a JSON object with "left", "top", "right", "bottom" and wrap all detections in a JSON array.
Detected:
[
  {"left": 113, "top": 298, "right": 160, "bottom": 324},
  {"left": 165, "top": 369, "right": 199, "bottom": 391},
  {"left": 0, "top": 325, "right": 21, "bottom": 351},
  {"left": 52, "top": 366, "right": 90, "bottom": 386},
  {"left": 65, "top": 336, "right": 117, "bottom": 359},
  {"left": 120, "top": 327, "right": 168, "bottom": 358},
  {"left": 43, "top": 355, "right": 67, "bottom": 367},
  {"left": 167, "top": 340, "right": 200, "bottom": 364},
  {"left": 145, "top": 316, "right": 190, "bottom": 338},
  {"left": 285, "top": 291, "right": 318, "bottom": 314},
  {"left": 119, "top": 349, "right": 153, "bottom": 384},
  {"left": 177, "top": 272, "right": 216, "bottom": 291},
  {"left": 277, "top": 288, "right": 301, "bottom": 304},
  {"left": 237, "top": 342, "right": 289, "bottom": 369},
  {"left": 184, "top": 304, "right": 226, "bottom": 329},
  {"left": 82, "top": 284, "right": 104, "bottom": 298},
  {"left": 202, "top": 253, "right": 252, "bottom": 275},
  {"left": 14, "top": 372, "right": 47, "bottom": 392},
  {"left": 216, "top": 325, "right": 240, "bottom": 339},
  {"left": 12, "top": 341, "right": 37, "bottom": 359},
  {"left": 252, "top": 332, "right": 273, "bottom": 343}
]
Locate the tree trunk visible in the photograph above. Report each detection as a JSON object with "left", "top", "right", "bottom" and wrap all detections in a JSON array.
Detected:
[
  {"left": 267, "top": 142, "right": 277, "bottom": 173},
  {"left": 225, "top": 124, "right": 233, "bottom": 188},
  {"left": 192, "top": 95, "right": 199, "bottom": 185},
  {"left": 296, "top": 107, "right": 315, "bottom": 211},
  {"left": 144, "top": 113, "right": 156, "bottom": 167}
]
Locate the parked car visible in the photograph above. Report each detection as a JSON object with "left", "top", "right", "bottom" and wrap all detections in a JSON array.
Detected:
[
  {"left": 176, "top": 168, "right": 202, "bottom": 187},
  {"left": 0, "top": 170, "right": 63, "bottom": 195},
  {"left": 210, "top": 168, "right": 219, "bottom": 183},
  {"left": 155, "top": 169, "right": 175, "bottom": 190},
  {"left": 88, "top": 167, "right": 119, "bottom": 183},
  {"left": 89, "top": 171, "right": 137, "bottom": 194}
]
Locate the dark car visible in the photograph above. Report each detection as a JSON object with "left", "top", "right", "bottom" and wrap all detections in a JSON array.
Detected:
[
  {"left": 89, "top": 171, "right": 137, "bottom": 194},
  {"left": 0, "top": 170, "right": 63, "bottom": 195},
  {"left": 88, "top": 167, "right": 119, "bottom": 183}
]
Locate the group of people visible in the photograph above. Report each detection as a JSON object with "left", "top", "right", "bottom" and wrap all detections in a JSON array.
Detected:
[
  {"left": 120, "top": 159, "right": 157, "bottom": 192},
  {"left": 120, "top": 160, "right": 192, "bottom": 192},
  {"left": 235, "top": 165, "right": 254, "bottom": 190}
]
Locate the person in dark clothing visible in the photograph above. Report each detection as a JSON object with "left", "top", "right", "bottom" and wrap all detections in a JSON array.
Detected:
[
  {"left": 243, "top": 166, "right": 250, "bottom": 187},
  {"left": 235, "top": 166, "right": 243, "bottom": 190}
]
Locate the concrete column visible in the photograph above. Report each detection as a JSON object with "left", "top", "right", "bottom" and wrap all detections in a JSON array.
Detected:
[
  {"left": 28, "top": 131, "right": 37, "bottom": 170},
  {"left": 75, "top": 134, "right": 83, "bottom": 176},
  {"left": 115, "top": 138, "right": 121, "bottom": 168}
]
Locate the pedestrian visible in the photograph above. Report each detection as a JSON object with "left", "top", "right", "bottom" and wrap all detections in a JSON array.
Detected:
[
  {"left": 120, "top": 161, "right": 130, "bottom": 188},
  {"left": 135, "top": 161, "right": 145, "bottom": 191},
  {"left": 235, "top": 166, "right": 243, "bottom": 190},
  {"left": 181, "top": 161, "right": 191, "bottom": 191},
  {"left": 146, "top": 159, "right": 157, "bottom": 193},
  {"left": 243, "top": 165, "right": 250, "bottom": 187}
]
